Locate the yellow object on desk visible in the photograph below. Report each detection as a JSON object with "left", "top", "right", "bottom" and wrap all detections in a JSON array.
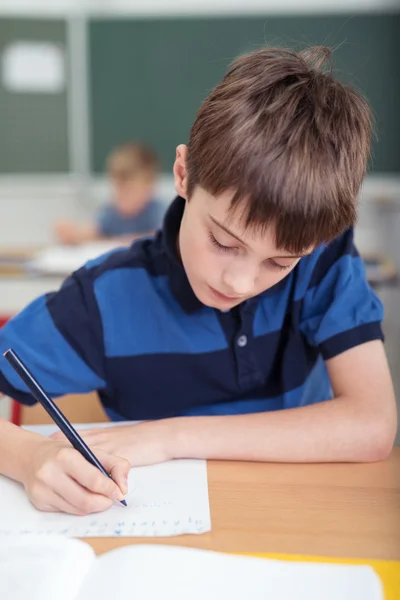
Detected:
[{"left": 248, "top": 554, "right": 400, "bottom": 600}]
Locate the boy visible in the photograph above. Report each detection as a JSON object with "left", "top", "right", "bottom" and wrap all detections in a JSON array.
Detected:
[
  {"left": 0, "top": 47, "right": 396, "bottom": 516},
  {"left": 54, "top": 142, "right": 164, "bottom": 244}
]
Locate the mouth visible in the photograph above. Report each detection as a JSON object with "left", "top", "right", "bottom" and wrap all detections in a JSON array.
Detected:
[{"left": 208, "top": 286, "right": 242, "bottom": 303}]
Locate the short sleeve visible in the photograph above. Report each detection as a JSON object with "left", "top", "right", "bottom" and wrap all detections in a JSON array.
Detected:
[
  {"left": 0, "top": 269, "right": 107, "bottom": 405},
  {"left": 299, "top": 228, "right": 384, "bottom": 360},
  {"left": 138, "top": 200, "right": 165, "bottom": 231},
  {"left": 149, "top": 201, "right": 165, "bottom": 229}
]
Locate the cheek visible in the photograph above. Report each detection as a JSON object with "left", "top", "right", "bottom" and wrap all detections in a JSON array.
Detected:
[
  {"left": 113, "top": 187, "right": 124, "bottom": 204},
  {"left": 257, "top": 268, "right": 292, "bottom": 292},
  {"left": 189, "top": 237, "right": 214, "bottom": 273},
  {"left": 131, "top": 186, "right": 147, "bottom": 203},
  {"left": 126, "top": 186, "right": 140, "bottom": 202},
  {"left": 180, "top": 227, "right": 216, "bottom": 278}
]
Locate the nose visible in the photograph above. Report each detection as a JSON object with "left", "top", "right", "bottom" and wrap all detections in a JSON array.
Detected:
[{"left": 222, "top": 263, "right": 258, "bottom": 297}]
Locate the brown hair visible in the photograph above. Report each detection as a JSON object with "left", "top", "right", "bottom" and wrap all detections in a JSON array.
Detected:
[
  {"left": 187, "top": 46, "right": 372, "bottom": 253},
  {"left": 107, "top": 142, "right": 159, "bottom": 181}
]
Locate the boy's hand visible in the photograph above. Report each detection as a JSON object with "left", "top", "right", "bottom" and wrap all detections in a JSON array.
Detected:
[
  {"left": 51, "top": 421, "right": 175, "bottom": 467},
  {"left": 20, "top": 438, "right": 130, "bottom": 515},
  {"left": 53, "top": 220, "right": 80, "bottom": 245}
]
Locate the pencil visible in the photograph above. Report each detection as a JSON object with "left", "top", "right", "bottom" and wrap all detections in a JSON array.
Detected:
[{"left": 3, "top": 348, "right": 127, "bottom": 507}]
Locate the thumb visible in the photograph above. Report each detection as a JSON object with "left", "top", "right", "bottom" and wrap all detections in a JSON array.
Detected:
[
  {"left": 98, "top": 452, "right": 131, "bottom": 496},
  {"left": 50, "top": 430, "right": 67, "bottom": 440}
]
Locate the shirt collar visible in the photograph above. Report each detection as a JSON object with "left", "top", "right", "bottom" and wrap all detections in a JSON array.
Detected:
[{"left": 162, "top": 196, "right": 204, "bottom": 314}]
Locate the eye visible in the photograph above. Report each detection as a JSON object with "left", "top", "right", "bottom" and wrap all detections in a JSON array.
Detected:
[
  {"left": 208, "top": 231, "right": 235, "bottom": 253},
  {"left": 268, "top": 259, "right": 293, "bottom": 271}
]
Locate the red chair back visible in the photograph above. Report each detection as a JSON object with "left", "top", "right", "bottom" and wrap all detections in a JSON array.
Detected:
[{"left": 0, "top": 316, "right": 21, "bottom": 425}]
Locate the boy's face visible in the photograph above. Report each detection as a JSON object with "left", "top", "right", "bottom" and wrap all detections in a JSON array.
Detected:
[
  {"left": 111, "top": 175, "right": 154, "bottom": 218},
  {"left": 174, "top": 145, "right": 311, "bottom": 310}
]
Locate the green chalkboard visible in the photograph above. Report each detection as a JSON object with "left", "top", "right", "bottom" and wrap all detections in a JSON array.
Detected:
[
  {"left": 89, "top": 14, "right": 400, "bottom": 174},
  {"left": 0, "top": 18, "right": 68, "bottom": 173}
]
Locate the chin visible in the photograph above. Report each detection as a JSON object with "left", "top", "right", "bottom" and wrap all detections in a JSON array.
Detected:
[
  {"left": 197, "top": 289, "right": 237, "bottom": 310},
  {"left": 189, "top": 284, "right": 213, "bottom": 308},
  {"left": 193, "top": 290, "right": 212, "bottom": 308}
]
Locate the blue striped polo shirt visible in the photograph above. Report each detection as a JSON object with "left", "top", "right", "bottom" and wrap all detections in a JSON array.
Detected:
[{"left": 0, "top": 196, "right": 384, "bottom": 420}]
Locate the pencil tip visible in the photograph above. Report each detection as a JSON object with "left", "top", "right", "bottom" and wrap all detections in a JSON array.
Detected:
[{"left": 120, "top": 499, "right": 128, "bottom": 507}]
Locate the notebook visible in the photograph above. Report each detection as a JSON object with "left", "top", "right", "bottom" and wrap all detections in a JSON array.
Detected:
[
  {"left": 0, "top": 458, "right": 210, "bottom": 538},
  {"left": 0, "top": 537, "right": 383, "bottom": 600},
  {"left": 0, "top": 421, "right": 210, "bottom": 537}
]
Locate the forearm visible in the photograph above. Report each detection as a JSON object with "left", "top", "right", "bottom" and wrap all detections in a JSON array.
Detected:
[
  {"left": 109, "top": 231, "right": 156, "bottom": 244},
  {"left": 171, "top": 396, "right": 394, "bottom": 463},
  {"left": 76, "top": 224, "right": 101, "bottom": 243},
  {"left": 0, "top": 417, "right": 43, "bottom": 482}
]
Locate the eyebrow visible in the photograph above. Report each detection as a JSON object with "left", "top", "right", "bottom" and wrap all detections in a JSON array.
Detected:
[
  {"left": 210, "top": 216, "right": 248, "bottom": 246},
  {"left": 209, "top": 216, "right": 310, "bottom": 259}
]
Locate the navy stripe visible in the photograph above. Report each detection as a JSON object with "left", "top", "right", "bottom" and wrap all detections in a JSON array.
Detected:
[
  {"left": 103, "top": 328, "right": 319, "bottom": 420},
  {"left": 319, "top": 322, "right": 383, "bottom": 360},
  {"left": 156, "top": 197, "right": 203, "bottom": 313},
  {"left": 87, "top": 234, "right": 169, "bottom": 279},
  {"left": 216, "top": 307, "right": 241, "bottom": 346},
  {"left": 308, "top": 228, "right": 358, "bottom": 290},
  {"left": 46, "top": 272, "right": 106, "bottom": 380},
  {"left": 0, "top": 372, "right": 36, "bottom": 406}
]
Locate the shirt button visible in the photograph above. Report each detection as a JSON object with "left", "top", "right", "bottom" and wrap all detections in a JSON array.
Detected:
[{"left": 237, "top": 335, "right": 247, "bottom": 347}]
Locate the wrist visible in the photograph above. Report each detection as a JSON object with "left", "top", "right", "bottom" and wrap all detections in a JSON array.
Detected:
[
  {"left": 163, "top": 417, "right": 185, "bottom": 460},
  {"left": 166, "top": 416, "right": 195, "bottom": 460},
  {"left": 16, "top": 434, "right": 48, "bottom": 485},
  {"left": 0, "top": 420, "right": 45, "bottom": 484}
]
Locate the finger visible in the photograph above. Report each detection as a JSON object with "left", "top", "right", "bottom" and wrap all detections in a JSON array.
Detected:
[
  {"left": 70, "top": 428, "right": 102, "bottom": 438},
  {"left": 50, "top": 428, "right": 99, "bottom": 441},
  {"left": 28, "top": 484, "right": 88, "bottom": 516},
  {"left": 103, "top": 454, "right": 131, "bottom": 496},
  {"left": 50, "top": 430, "right": 104, "bottom": 449},
  {"left": 47, "top": 491, "right": 93, "bottom": 516},
  {"left": 61, "top": 449, "right": 124, "bottom": 501},
  {"left": 49, "top": 431, "right": 67, "bottom": 441},
  {"left": 51, "top": 472, "right": 113, "bottom": 515}
]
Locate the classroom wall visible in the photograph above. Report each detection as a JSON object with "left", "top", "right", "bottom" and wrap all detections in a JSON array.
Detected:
[
  {"left": 1, "top": 0, "right": 399, "bottom": 14},
  {"left": 1, "top": 14, "right": 399, "bottom": 175},
  {"left": 1, "top": 1, "right": 399, "bottom": 176},
  {"left": 89, "top": 14, "right": 400, "bottom": 174},
  {"left": 0, "top": 175, "right": 175, "bottom": 246}
]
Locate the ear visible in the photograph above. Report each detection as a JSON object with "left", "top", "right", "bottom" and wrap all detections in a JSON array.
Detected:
[{"left": 173, "top": 144, "right": 189, "bottom": 199}]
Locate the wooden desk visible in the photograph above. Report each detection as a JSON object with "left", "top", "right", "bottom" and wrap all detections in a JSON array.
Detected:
[
  {"left": 86, "top": 449, "right": 400, "bottom": 561},
  {"left": 18, "top": 401, "right": 400, "bottom": 560}
]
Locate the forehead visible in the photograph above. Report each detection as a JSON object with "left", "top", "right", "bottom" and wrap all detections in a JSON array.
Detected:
[
  {"left": 198, "top": 187, "right": 314, "bottom": 257},
  {"left": 200, "top": 188, "right": 279, "bottom": 248},
  {"left": 200, "top": 188, "right": 246, "bottom": 225}
]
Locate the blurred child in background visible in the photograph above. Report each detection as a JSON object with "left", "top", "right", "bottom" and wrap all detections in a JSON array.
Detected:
[{"left": 55, "top": 142, "right": 164, "bottom": 244}]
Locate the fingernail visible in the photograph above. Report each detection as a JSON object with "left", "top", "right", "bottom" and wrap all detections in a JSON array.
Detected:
[{"left": 112, "top": 491, "right": 123, "bottom": 501}]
